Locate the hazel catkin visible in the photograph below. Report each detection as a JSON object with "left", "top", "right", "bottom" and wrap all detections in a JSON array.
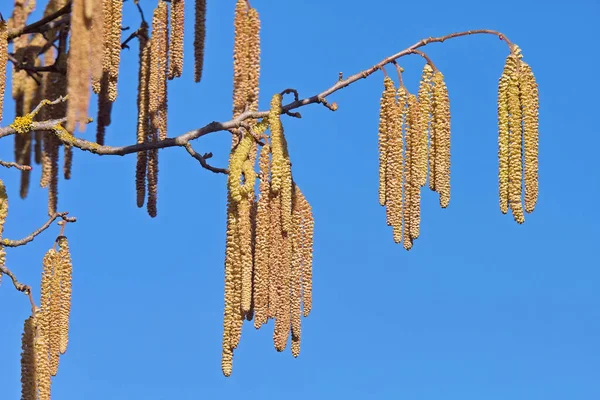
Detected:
[
  {"left": 194, "top": 0, "right": 207, "bottom": 83},
  {"left": 497, "top": 67, "right": 510, "bottom": 214},
  {"left": 416, "top": 64, "right": 433, "bottom": 187},
  {"left": 519, "top": 61, "right": 539, "bottom": 214},
  {"left": 21, "top": 315, "right": 37, "bottom": 400},
  {"left": 378, "top": 76, "right": 395, "bottom": 207},
  {"left": 168, "top": 0, "right": 185, "bottom": 80},
  {"left": 0, "top": 20, "right": 7, "bottom": 125}
]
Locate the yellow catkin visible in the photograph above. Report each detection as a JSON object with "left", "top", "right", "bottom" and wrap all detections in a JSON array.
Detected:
[
  {"left": 297, "top": 189, "right": 314, "bottom": 317},
  {"left": 149, "top": 1, "right": 169, "bottom": 141},
  {"left": 49, "top": 248, "right": 61, "bottom": 376},
  {"left": 417, "top": 64, "right": 433, "bottom": 187},
  {"left": 0, "top": 20, "right": 7, "bottom": 125},
  {"left": 268, "top": 191, "right": 282, "bottom": 320},
  {"left": 519, "top": 61, "right": 539, "bottom": 214},
  {"left": 378, "top": 76, "right": 395, "bottom": 206},
  {"left": 432, "top": 71, "right": 451, "bottom": 208},
  {"left": 386, "top": 89, "right": 403, "bottom": 242},
  {"left": 506, "top": 53, "right": 524, "bottom": 223},
  {"left": 57, "top": 236, "right": 73, "bottom": 355},
  {"left": 497, "top": 67, "right": 510, "bottom": 214},
  {"left": 239, "top": 197, "right": 254, "bottom": 314},
  {"left": 21, "top": 315, "right": 37, "bottom": 400},
  {"left": 35, "top": 322, "right": 51, "bottom": 400},
  {"left": 107, "top": 0, "right": 123, "bottom": 101},
  {"left": 168, "top": 0, "right": 185, "bottom": 79},
  {"left": 273, "top": 230, "right": 291, "bottom": 352},
  {"left": 66, "top": 0, "right": 92, "bottom": 133},
  {"left": 136, "top": 25, "right": 151, "bottom": 208},
  {"left": 246, "top": 7, "right": 261, "bottom": 112},
  {"left": 39, "top": 249, "right": 57, "bottom": 395},
  {"left": 290, "top": 185, "right": 303, "bottom": 356},
  {"left": 253, "top": 145, "right": 271, "bottom": 328},
  {"left": 269, "top": 94, "right": 286, "bottom": 194},
  {"left": 407, "top": 94, "right": 421, "bottom": 240},
  {"left": 194, "top": 0, "right": 207, "bottom": 82},
  {"left": 47, "top": 134, "right": 59, "bottom": 216},
  {"left": 281, "top": 156, "right": 293, "bottom": 235},
  {"left": 222, "top": 196, "right": 237, "bottom": 377}
]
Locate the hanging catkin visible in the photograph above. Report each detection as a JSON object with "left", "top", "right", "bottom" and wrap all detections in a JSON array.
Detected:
[
  {"left": 20, "top": 315, "right": 37, "bottom": 400},
  {"left": 407, "top": 94, "right": 421, "bottom": 240},
  {"left": 66, "top": 0, "right": 92, "bottom": 133},
  {"left": 57, "top": 236, "right": 73, "bottom": 355},
  {"left": 432, "top": 71, "right": 451, "bottom": 208},
  {"left": 107, "top": 0, "right": 123, "bottom": 101},
  {"left": 497, "top": 66, "right": 510, "bottom": 214},
  {"left": 168, "top": 0, "right": 185, "bottom": 79},
  {"left": 416, "top": 64, "right": 433, "bottom": 187},
  {"left": 386, "top": 88, "right": 404, "bottom": 242},
  {"left": 232, "top": 0, "right": 249, "bottom": 120},
  {"left": 0, "top": 20, "right": 7, "bottom": 125},
  {"left": 194, "top": 0, "right": 206, "bottom": 82},
  {"left": 253, "top": 145, "right": 271, "bottom": 328},
  {"left": 221, "top": 196, "right": 237, "bottom": 377},
  {"left": 149, "top": 1, "right": 169, "bottom": 141},
  {"left": 136, "top": 25, "right": 151, "bottom": 208},
  {"left": 519, "top": 61, "right": 539, "bottom": 213},
  {"left": 246, "top": 7, "right": 261, "bottom": 112},
  {"left": 378, "top": 76, "right": 395, "bottom": 206},
  {"left": 505, "top": 52, "right": 524, "bottom": 223}
]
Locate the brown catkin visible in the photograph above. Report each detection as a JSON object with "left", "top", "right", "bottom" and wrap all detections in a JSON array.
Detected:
[
  {"left": 107, "top": 0, "right": 123, "bottom": 101},
  {"left": 21, "top": 315, "right": 37, "bottom": 400},
  {"left": 407, "top": 94, "right": 421, "bottom": 240},
  {"left": 505, "top": 53, "right": 524, "bottom": 223},
  {"left": 194, "top": 0, "right": 207, "bottom": 82},
  {"left": 0, "top": 20, "right": 7, "bottom": 125},
  {"left": 520, "top": 61, "right": 539, "bottom": 214},
  {"left": 136, "top": 25, "right": 151, "bottom": 208},
  {"left": 46, "top": 134, "right": 59, "bottom": 216},
  {"left": 232, "top": 0, "right": 249, "bottom": 119},
  {"left": 417, "top": 64, "right": 433, "bottom": 187},
  {"left": 96, "top": 75, "right": 113, "bottom": 145},
  {"left": 253, "top": 145, "right": 271, "bottom": 328},
  {"left": 146, "top": 146, "right": 159, "bottom": 218},
  {"left": 168, "top": 0, "right": 185, "bottom": 79},
  {"left": 57, "top": 236, "right": 73, "bottom": 355},
  {"left": 90, "top": 0, "right": 104, "bottom": 92},
  {"left": 149, "top": 2, "right": 169, "bottom": 141},
  {"left": 63, "top": 145, "right": 73, "bottom": 180},
  {"left": 246, "top": 7, "right": 261, "bottom": 112},
  {"left": 0, "top": 179, "right": 7, "bottom": 238},
  {"left": 497, "top": 67, "right": 510, "bottom": 214},
  {"left": 66, "top": 0, "right": 92, "bottom": 133},
  {"left": 378, "top": 76, "right": 395, "bottom": 206}
]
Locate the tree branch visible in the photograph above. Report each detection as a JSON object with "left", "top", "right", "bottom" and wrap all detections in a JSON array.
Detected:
[
  {"left": 0, "top": 160, "right": 32, "bottom": 171},
  {"left": 0, "top": 29, "right": 513, "bottom": 171},
  {"left": 7, "top": 2, "right": 73, "bottom": 42},
  {"left": 184, "top": 144, "right": 228, "bottom": 174},
  {"left": 2, "top": 212, "right": 76, "bottom": 248},
  {"left": 0, "top": 263, "right": 37, "bottom": 312}
]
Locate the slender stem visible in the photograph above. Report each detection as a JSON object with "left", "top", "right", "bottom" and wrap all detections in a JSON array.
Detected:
[
  {"left": 7, "top": 1, "right": 73, "bottom": 41},
  {"left": 2, "top": 212, "right": 76, "bottom": 248}
]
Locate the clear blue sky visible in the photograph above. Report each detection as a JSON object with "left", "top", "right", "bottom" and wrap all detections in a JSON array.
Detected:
[{"left": 1, "top": 0, "right": 599, "bottom": 399}]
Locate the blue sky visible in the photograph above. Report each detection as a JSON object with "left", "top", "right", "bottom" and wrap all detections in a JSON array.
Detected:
[{"left": 1, "top": 0, "right": 599, "bottom": 399}]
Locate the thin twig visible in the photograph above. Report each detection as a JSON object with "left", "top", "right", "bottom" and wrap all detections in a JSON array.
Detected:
[
  {"left": 184, "top": 144, "right": 228, "bottom": 174},
  {"left": 0, "top": 264, "right": 37, "bottom": 312},
  {"left": 7, "top": 2, "right": 73, "bottom": 41},
  {"left": 0, "top": 160, "right": 32, "bottom": 171},
  {"left": 2, "top": 212, "right": 76, "bottom": 248}
]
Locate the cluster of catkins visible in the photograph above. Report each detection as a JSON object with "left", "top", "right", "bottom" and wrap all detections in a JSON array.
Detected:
[
  {"left": 1, "top": 0, "right": 207, "bottom": 218},
  {"left": 378, "top": 63, "right": 451, "bottom": 250},
  {"left": 497, "top": 45, "right": 539, "bottom": 222},
  {"left": 0, "top": 179, "right": 73, "bottom": 400},
  {"left": 222, "top": 93, "right": 314, "bottom": 377},
  {"left": 21, "top": 237, "right": 73, "bottom": 400}
]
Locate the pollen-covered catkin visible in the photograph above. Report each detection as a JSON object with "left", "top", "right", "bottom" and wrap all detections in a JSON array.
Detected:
[
  {"left": 66, "top": 0, "right": 92, "bottom": 133},
  {"left": 298, "top": 189, "right": 314, "bottom": 317},
  {"left": 107, "top": 0, "right": 123, "bottom": 101},
  {"left": 149, "top": 1, "right": 169, "bottom": 141},
  {"left": 0, "top": 179, "right": 8, "bottom": 238},
  {"left": 290, "top": 185, "right": 303, "bottom": 356},
  {"left": 194, "top": 0, "right": 207, "bottom": 82},
  {"left": 232, "top": 0, "right": 249, "bottom": 119},
  {"left": 432, "top": 71, "right": 451, "bottom": 208},
  {"left": 239, "top": 197, "right": 254, "bottom": 314},
  {"left": 378, "top": 76, "right": 395, "bottom": 206},
  {"left": 0, "top": 20, "right": 7, "bottom": 125},
  {"left": 497, "top": 67, "right": 510, "bottom": 214},
  {"left": 407, "top": 94, "right": 422, "bottom": 240},
  {"left": 246, "top": 7, "right": 261, "bottom": 112},
  {"left": 90, "top": 0, "right": 104, "bottom": 92},
  {"left": 387, "top": 89, "right": 404, "bottom": 242},
  {"left": 505, "top": 53, "right": 525, "bottom": 223},
  {"left": 57, "top": 236, "right": 73, "bottom": 355},
  {"left": 268, "top": 190, "right": 282, "bottom": 320},
  {"left": 21, "top": 315, "right": 37, "bottom": 400},
  {"left": 519, "top": 61, "right": 539, "bottom": 214},
  {"left": 221, "top": 197, "right": 237, "bottom": 377},
  {"left": 168, "top": 0, "right": 184, "bottom": 79},
  {"left": 253, "top": 145, "right": 271, "bottom": 328},
  {"left": 136, "top": 26, "right": 151, "bottom": 208},
  {"left": 269, "top": 94, "right": 286, "bottom": 194},
  {"left": 417, "top": 64, "right": 433, "bottom": 187}
]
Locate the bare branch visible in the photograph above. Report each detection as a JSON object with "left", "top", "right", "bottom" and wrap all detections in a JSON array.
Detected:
[
  {"left": 0, "top": 160, "right": 32, "bottom": 171},
  {"left": 2, "top": 212, "right": 77, "bottom": 248},
  {"left": 184, "top": 144, "right": 228, "bottom": 174},
  {"left": 7, "top": 2, "right": 73, "bottom": 41},
  {"left": 0, "top": 264, "right": 37, "bottom": 312}
]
